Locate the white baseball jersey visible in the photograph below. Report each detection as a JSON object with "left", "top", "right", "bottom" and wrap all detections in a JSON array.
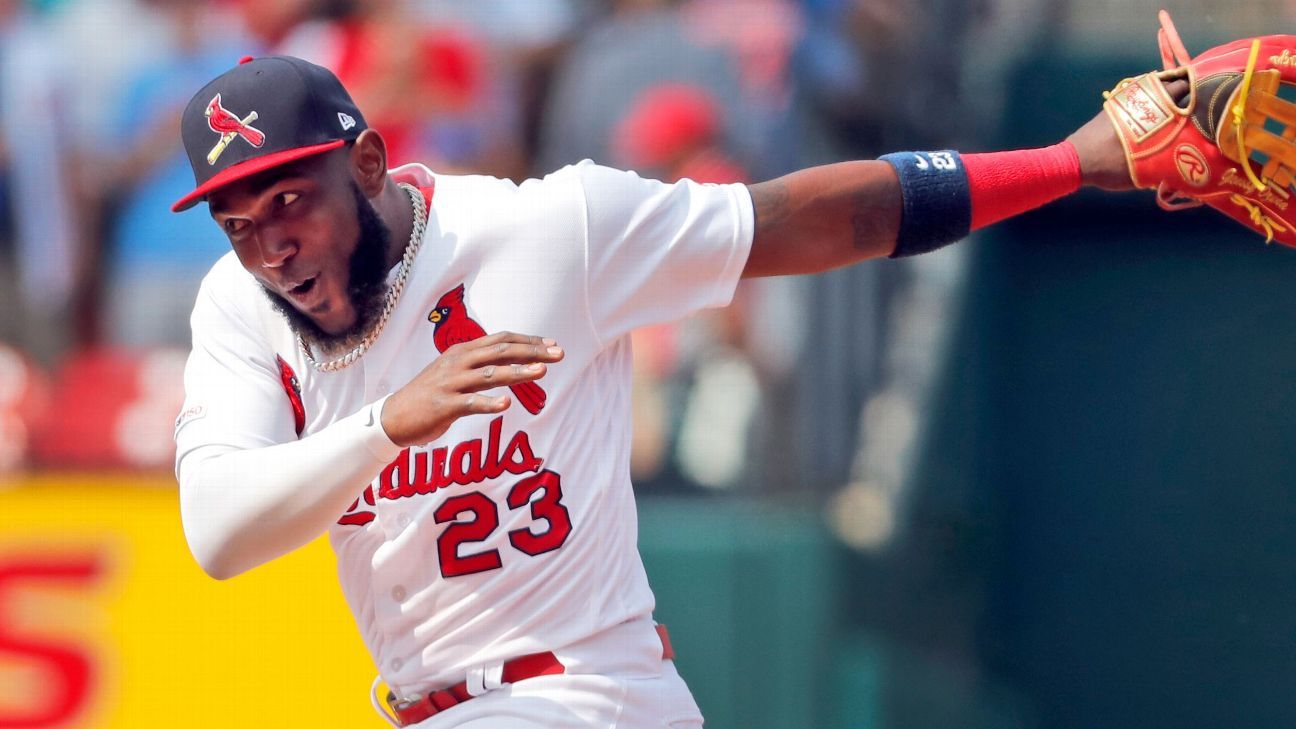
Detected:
[{"left": 174, "top": 160, "right": 753, "bottom": 700}]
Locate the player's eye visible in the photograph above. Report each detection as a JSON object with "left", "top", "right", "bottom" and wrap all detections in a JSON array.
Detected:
[
  {"left": 224, "top": 218, "right": 249, "bottom": 235},
  {"left": 278, "top": 192, "right": 300, "bottom": 207}
]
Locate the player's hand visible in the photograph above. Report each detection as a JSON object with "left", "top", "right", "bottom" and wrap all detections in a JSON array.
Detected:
[
  {"left": 380, "top": 332, "right": 564, "bottom": 447},
  {"left": 1068, "top": 78, "right": 1190, "bottom": 192}
]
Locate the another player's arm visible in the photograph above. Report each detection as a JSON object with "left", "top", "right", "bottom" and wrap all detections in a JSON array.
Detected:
[
  {"left": 740, "top": 100, "right": 1142, "bottom": 278},
  {"left": 179, "top": 332, "right": 563, "bottom": 580}
]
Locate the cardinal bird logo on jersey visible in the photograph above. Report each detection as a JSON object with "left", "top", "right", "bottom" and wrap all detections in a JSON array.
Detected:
[
  {"left": 429, "top": 284, "right": 547, "bottom": 415},
  {"left": 275, "top": 354, "right": 306, "bottom": 436},
  {"left": 205, "top": 93, "right": 265, "bottom": 165}
]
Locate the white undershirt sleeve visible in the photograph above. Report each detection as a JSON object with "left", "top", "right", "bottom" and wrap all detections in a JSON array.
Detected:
[
  {"left": 175, "top": 266, "right": 401, "bottom": 579},
  {"left": 178, "top": 396, "right": 400, "bottom": 579}
]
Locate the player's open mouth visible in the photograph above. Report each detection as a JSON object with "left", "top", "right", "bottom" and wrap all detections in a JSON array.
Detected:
[{"left": 287, "top": 276, "right": 318, "bottom": 301}]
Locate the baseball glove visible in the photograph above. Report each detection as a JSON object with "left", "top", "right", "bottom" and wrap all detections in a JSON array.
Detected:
[{"left": 1103, "top": 11, "right": 1296, "bottom": 244}]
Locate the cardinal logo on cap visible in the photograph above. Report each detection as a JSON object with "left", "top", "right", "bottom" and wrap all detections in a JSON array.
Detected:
[{"left": 205, "top": 93, "right": 265, "bottom": 165}]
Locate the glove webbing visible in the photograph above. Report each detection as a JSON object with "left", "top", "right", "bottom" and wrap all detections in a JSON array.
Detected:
[{"left": 1234, "top": 72, "right": 1296, "bottom": 192}]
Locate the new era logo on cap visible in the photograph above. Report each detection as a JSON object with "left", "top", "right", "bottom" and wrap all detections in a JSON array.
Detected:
[{"left": 172, "top": 56, "right": 369, "bottom": 212}]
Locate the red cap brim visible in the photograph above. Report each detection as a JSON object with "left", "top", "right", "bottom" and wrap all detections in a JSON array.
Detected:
[{"left": 171, "top": 140, "right": 347, "bottom": 212}]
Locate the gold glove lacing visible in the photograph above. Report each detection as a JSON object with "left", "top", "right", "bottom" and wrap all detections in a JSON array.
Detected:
[
  {"left": 1234, "top": 40, "right": 1268, "bottom": 192},
  {"left": 1227, "top": 39, "right": 1291, "bottom": 243},
  {"left": 1229, "top": 194, "right": 1289, "bottom": 242}
]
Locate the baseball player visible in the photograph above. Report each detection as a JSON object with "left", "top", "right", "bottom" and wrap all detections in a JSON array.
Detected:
[{"left": 173, "top": 14, "right": 1296, "bottom": 727}]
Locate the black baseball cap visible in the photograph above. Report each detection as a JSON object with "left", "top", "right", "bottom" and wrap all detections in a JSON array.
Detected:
[{"left": 171, "top": 55, "right": 368, "bottom": 212}]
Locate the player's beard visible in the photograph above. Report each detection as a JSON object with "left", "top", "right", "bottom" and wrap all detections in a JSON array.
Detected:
[{"left": 262, "top": 182, "right": 393, "bottom": 356}]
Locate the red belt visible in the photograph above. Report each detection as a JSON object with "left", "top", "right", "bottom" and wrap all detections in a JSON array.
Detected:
[{"left": 386, "top": 624, "right": 675, "bottom": 726}]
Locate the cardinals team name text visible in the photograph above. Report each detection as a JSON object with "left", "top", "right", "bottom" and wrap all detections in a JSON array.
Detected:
[
  {"left": 338, "top": 416, "right": 544, "bottom": 525},
  {"left": 378, "top": 416, "right": 543, "bottom": 500}
]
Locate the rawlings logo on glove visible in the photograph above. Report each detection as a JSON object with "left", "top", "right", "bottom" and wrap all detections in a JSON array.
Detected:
[{"left": 1104, "top": 10, "right": 1296, "bottom": 244}]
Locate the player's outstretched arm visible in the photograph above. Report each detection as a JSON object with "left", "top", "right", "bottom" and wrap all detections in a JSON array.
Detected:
[
  {"left": 739, "top": 86, "right": 1169, "bottom": 278},
  {"left": 179, "top": 332, "right": 562, "bottom": 580}
]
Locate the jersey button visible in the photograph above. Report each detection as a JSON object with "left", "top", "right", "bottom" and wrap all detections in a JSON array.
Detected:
[
  {"left": 398, "top": 513, "right": 412, "bottom": 528},
  {"left": 392, "top": 585, "right": 407, "bottom": 602},
  {"left": 377, "top": 379, "right": 391, "bottom": 392},
  {"left": 390, "top": 658, "right": 403, "bottom": 672}
]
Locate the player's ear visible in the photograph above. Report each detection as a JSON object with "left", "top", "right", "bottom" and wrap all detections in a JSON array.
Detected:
[{"left": 349, "top": 129, "right": 389, "bottom": 198}]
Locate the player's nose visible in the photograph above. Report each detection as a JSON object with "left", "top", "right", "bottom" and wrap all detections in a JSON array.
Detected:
[{"left": 254, "top": 224, "right": 299, "bottom": 270}]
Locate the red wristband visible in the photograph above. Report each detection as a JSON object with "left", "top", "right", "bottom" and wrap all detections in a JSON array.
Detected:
[{"left": 963, "top": 141, "right": 1082, "bottom": 230}]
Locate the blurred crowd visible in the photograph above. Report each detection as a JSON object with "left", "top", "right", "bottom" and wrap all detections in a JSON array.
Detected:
[{"left": 0, "top": 0, "right": 1286, "bottom": 513}]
